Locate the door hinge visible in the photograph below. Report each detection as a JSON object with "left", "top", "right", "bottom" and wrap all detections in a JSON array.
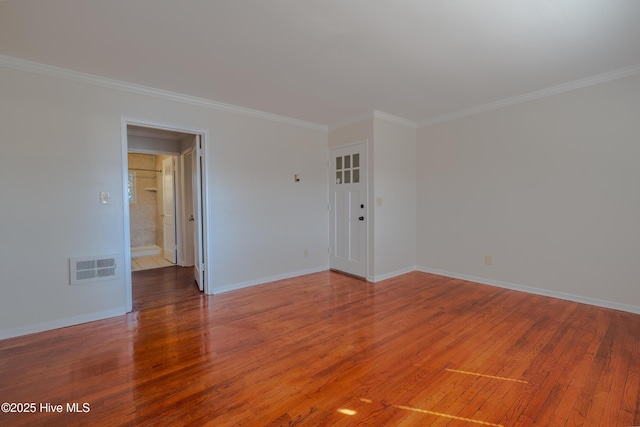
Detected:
[{"left": 328, "top": 203, "right": 331, "bottom": 211}]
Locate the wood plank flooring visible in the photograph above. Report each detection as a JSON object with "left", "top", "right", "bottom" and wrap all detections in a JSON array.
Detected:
[{"left": 1, "top": 267, "right": 639, "bottom": 426}]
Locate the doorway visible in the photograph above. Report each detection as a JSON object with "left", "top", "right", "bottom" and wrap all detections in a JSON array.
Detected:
[
  {"left": 329, "top": 141, "right": 368, "bottom": 278},
  {"left": 122, "top": 119, "right": 210, "bottom": 311},
  {"left": 127, "top": 152, "right": 177, "bottom": 271}
]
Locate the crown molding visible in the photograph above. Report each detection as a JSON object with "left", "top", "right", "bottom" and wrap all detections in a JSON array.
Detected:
[
  {"left": 373, "top": 110, "right": 418, "bottom": 128},
  {"left": 5, "top": 54, "right": 637, "bottom": 133},
  {"left": 0, "top": 55, "right": 328, "bottom": 132},
  {"left": 419, "top": 63, "right": 640, "bottom": 128}
]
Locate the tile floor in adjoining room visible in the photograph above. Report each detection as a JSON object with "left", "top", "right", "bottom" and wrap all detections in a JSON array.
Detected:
[{"left": 131, "top": 254, "right": 175, "bottom": 271}]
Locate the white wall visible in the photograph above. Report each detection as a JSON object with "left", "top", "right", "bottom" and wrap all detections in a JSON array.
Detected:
[
  {"left": 417, "top": 74, "right": 640, "bottom": 312},
  {"left": 210, "top": 114, "right": 329, "bottom": 292},
  {"left": 372, "top": 117, "right": 416, "bottom": 280},
  {"left": 0, "top": 64, "right": 328, "bottom": 338}
]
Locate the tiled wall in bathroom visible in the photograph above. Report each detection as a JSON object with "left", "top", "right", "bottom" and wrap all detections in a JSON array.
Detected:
[{"left": 129, "top": 153, "right": 159, "bottom": 249}]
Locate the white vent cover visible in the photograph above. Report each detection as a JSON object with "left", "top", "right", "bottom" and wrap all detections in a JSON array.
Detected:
[{"left": 70, "top": 255, "right": 119, "bottom": 285}]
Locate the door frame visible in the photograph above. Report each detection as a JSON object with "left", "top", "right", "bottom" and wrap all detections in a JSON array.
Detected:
[
  {"left": 328, "top": 139, "right": 370, "bottom": 279},
  {"left": 121, "top": 117, "right": 212, "bottom": 311}
]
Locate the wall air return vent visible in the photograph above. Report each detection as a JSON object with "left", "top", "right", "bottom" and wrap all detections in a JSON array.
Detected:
[{"left": 70, "top": 255, "right": 119, "bottom": 285}]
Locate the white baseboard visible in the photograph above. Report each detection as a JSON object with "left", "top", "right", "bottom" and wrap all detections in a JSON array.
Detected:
[
  {"left": 0, "top": 308, "right": 127, "bottom": 341},
  {"left": 214, "top": 265, "right": 329, "bottom": 294},
  {"left": 416, "top": 266, "right": 640, "bottom": 315},
  {"left": 368, "top": 266, "right": 417, "bottom": 283},
  {"left": 6, "top": 267, "right": 635, "bottom": 341}
]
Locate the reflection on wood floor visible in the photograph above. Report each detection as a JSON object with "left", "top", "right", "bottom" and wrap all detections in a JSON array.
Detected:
[{"left": 1, "top": 267, "right": 639, "bottom": 426}]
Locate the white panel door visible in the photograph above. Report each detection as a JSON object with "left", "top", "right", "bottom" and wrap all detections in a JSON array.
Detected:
[
  {"left": 192, "top": 136, "right": 205, "bottom": 292},
  {"left": 162, "top": 157, "right": 177, "bottom": 264},
  {"left": 329, "top": 142, "right": 367, "bottom": 278},
  {"left": 180, "top": 150, "right": 195, "bottom": 267}
]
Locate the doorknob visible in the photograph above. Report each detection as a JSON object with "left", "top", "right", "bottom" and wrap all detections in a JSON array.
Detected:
[
  {"left": 359, "top": 216, "right": 364, "bottom": 221},
  {"left": 189, "top": 215, "right": 195, "bottom": 222}
]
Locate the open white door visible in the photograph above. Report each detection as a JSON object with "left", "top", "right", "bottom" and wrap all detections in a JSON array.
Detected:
[
  {"left": 180, "top": 149, "right": 195, "bottom": 268},
  {"left": 162, "top": 157, "right": 177, "bottom": 264},
  {"left": 329, "top": 141, "right": 367, "bottom": 278},
  {"left": 192, "top": 135, "right": 205, "bottom": 292}
]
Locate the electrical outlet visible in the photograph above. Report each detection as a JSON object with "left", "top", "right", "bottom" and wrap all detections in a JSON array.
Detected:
[
  {"left": 485, "top": 255, "right": 492, "bottom": 265},
  {"left": 303, "top": 249, "right": 308, "bottom": 259},
  {"left": 100, "top": 191, "right": 111, "bottom": 205}
]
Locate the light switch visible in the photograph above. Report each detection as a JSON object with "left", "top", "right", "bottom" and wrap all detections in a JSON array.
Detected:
[
  {"left": 376, "top": 197, "right": 382, "bottom": 207},
  {"left": 100, "top": 191, "right": 111, "bottom": 205}
]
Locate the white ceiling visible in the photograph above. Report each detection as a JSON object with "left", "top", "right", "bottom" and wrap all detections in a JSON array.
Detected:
[{"left": 1, "top": 0, "right": 640, "bottom": 128}]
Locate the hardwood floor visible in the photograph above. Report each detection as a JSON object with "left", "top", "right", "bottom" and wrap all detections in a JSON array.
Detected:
[{"left": 1, "top": 267, "right": 639, "bottom": 426}]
